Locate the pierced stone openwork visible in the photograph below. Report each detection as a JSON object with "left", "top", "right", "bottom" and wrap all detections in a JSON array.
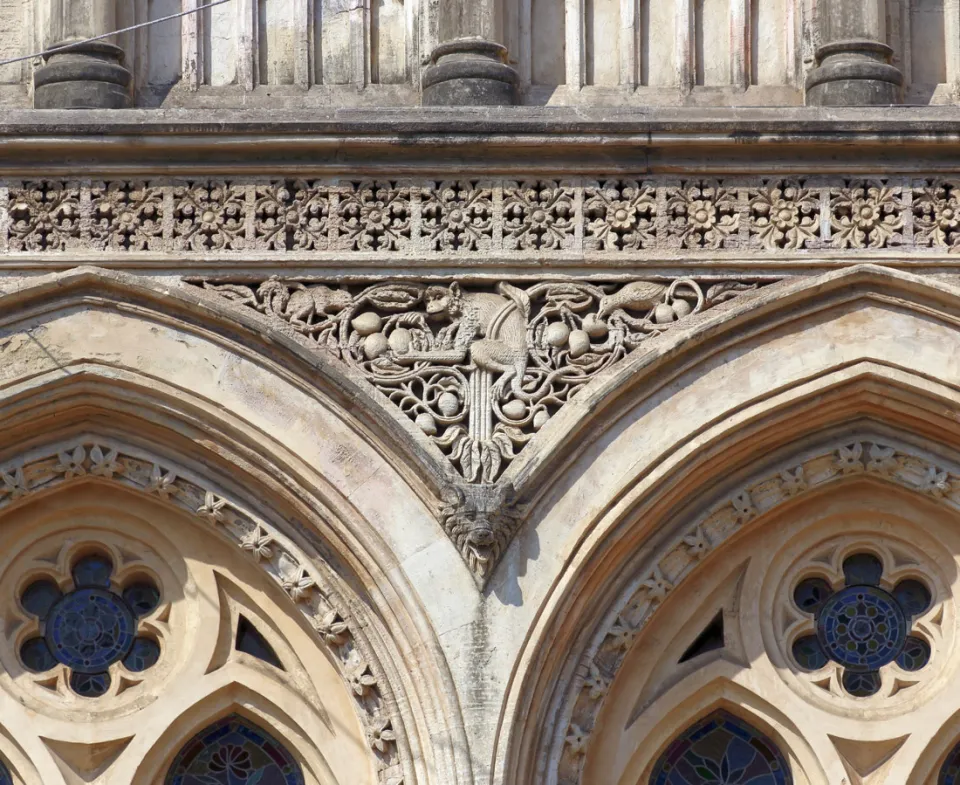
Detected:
[
  {"left": 19, "top": 551, "right": 162, "bottom": 698},
  {"left": 166, "top": 715, "right": 305, "bottom": 785},
  {"left": 649, "top": 711, "right": 791, "bottom": 785},
  {"left": 790, "top": 552, "right": 932, "bottom": 697},
  {"left": 1, "top": 531, "right": 175, "bottom": 709},
  {"left": 769, "top": 532, "right": 949, "bottom": 710}
]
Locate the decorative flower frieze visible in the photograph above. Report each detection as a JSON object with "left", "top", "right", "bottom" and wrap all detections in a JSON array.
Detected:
[
  {"left": 748, "top": 180, "right": 820, "bottom": 250},
  {"left": 421, "top": 180, "right": 494, "bottom": 251},
  {"left": 503, "top": 180, "right": 575, "bottom": 250},
  {"left": 914, "top": 179, "right": 960, "bottom": 249},
  {"left": 583, "top": 180, "right": 656, "bottom": 250},
  {"left": 173, "top": 182, "right": 246, "bottom": 251},
  {"left": 830, "top": 181, "right": 904, "bottom": 249},
  {"left": 253, "top": 181, "right": 331, "bottom": 250},
  {"left": 337, "top": 180, "right": 411, "bottom": 251},
  {"left": 7, "top": 181, "right": 82, "bottom": 251},
  {"left": 665, "top": 181, "right": 740, "bottom": 249},
  {"left": 90, "top": 181, "right": 164, "bottom": 251},
  {"left": 3, "top": 175, "right": 960, "bottom": 258}
]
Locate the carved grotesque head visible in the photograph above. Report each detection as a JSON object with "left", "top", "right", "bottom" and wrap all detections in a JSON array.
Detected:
[{"left": 425, "top": 283, "right": 463, "bottom": 318}]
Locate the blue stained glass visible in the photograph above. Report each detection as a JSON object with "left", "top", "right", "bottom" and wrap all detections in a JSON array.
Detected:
[
  {"left": 650, "top": 711, "right": 791, "bottom": 785},
  {"left": 18, "top": 552, "right": 163, "bottom": 697},
  {"left": 895, "top": 636, "right": 930, "bottom": 671},
  {"left": 791, "top": 636, "right": 827, "bottom": 671},
  {"left": 20, "top": 637, "right": 57, "bottom": 672},
  {"left": 72, "top": 554, "right": 114, "bottom": 588},
  {"left": 44, "top": 588, "right": 136, "bottom": 673},
  {"left": 793, "top": 578, "right": 831, "bottom": 614},
  {"left": 0, "top": 759, "right": 13, "bottom": 785},
  {"left": 122, "top": 583, "right": 161, "bottom": 617},
  {"left": 70, "top": 670, "right": 111, "bottom": 698},
  {"left": 816, "top": 585, "right": 907, "bottom": 671},
  {"left": 166, "top": 715, "right": 306, "bottom": 785},
  {"left": 842, "top": 553, "right": 883, "bottom": 586},
  {"left": 940, "top": 741, "right": 960, "bottom": 784},
  {"left": 123, "top": 637, "right": 161, "bottom": 672},
  {"left": 841, "top": 669, "right": 881, "bottom": 697},
  {"left": 20, "top": 579, "right": 62, "bottom": 618},
  {"left": 893, "top": 579, "right": 932, "bottom": 617}
]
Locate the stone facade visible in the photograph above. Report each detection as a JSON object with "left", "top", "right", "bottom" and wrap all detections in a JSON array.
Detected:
[{"left": 3, "top": 3, "right": 960, "bottom": 785}]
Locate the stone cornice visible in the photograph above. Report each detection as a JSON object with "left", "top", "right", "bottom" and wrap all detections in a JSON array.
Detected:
[{"left": 3, "top": 107, "right": 960, "bottom": 173}]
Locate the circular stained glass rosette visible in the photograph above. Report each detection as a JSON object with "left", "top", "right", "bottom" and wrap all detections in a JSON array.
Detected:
[
  {"left": 816, "top": 585, "right": 907, "bottom": 672},
  {"left": 44, "top": 588, "right": 136, "bottom": 673}
]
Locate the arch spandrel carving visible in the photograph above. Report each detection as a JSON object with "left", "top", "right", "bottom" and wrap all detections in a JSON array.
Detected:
[
  {"left": 0, "top": 281, "right": 474, "bottom": 785},
  {"left": 493, "top": 265, "right": 960, "bottom": 785}
]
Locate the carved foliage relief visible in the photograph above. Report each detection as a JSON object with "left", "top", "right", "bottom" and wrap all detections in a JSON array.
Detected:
[
  {"left": 3, "top": 177, "right": 960, "bottom": 254},
  {"left": 194, "top": 277, "right": 764, "bottom": 485}
]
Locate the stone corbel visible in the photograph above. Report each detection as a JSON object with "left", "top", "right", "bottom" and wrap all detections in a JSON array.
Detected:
[{"left": 439, "top": 483, "right": 525, "bottom": 586}]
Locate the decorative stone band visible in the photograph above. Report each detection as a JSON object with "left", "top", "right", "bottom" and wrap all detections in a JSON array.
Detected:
[
  {"left": 0, "top": 439, "right": 405, "bottom": 785},
  {"left": 554, "top": 439, "right": 960, "bottom": 785},
  {"left": 2, "top": 177, "right": 960, "bottom": 258}
]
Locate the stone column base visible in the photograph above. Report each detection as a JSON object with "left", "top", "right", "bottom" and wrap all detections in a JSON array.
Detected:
[
  {"left": 805, "top": 40, "right": 903, "bottom": 106},
  {"left": 422, "top": 38, "right": 518, "bottom": 107},
  {"left": 34, "top": 40, "right": 131, "bottom": 110}
]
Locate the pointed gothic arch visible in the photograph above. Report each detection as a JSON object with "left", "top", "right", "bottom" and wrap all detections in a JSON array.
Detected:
[
  {"left": 0, "top": 267, "right": 473, "bottom": 785},
  {"left": 163, "top": 713, "right": 304, "bottom": 785},
  {"left": 496, "top": 265, "right": 960, "bottom": 785}
]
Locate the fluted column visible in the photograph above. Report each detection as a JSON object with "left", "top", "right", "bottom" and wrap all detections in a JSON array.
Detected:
[
  {"left": 806, "top": 0, "right": 903, "bottom": 105},
  {"left": 34, "top": 0, "right": 131, "bottom": 109},
  {"left": 422, "top": 0, "right": 518, "bottom": 106}
]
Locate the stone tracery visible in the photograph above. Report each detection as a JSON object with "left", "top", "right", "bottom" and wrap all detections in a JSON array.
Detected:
[
  {"left": 551, "top": 438, "right": 960, "bottom": 785},
  {"left": 0, "top": 437, "right": 408, "bottom": 785}
]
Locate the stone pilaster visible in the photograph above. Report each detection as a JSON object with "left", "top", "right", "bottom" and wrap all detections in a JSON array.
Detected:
[
  {"left": 34, "top": 0, "right": 131, "bottom": 109},
  {"left": 805, "top": 0, "right": 903, "bottom": 106}
]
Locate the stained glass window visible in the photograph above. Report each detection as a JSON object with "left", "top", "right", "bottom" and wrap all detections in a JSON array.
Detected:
[
  {"left": 650, "top": 711, "right": 791, "bottom": 785},
  {"left": 166, "top": 715, "right": 305, "bottom": 785},
  {"left": 941, "top": 740, "right": 960, "bottom": 785},
  {"left": 18, "top": 550, "right": 162, "bottom": 697},
  {"left": 789, "top": 553, "right": 932, "bottom": 696},
  {"left": 0, "top": 759, "right": 13, "bottom": 785}
]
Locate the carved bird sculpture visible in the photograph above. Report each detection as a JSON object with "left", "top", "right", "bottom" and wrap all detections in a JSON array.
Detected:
[{"left": 597, "top": 281, "right": 668, "bottom": 318}]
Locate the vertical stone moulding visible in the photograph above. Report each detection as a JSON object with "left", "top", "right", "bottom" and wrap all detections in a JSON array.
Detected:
[{"left": 422, "top": 37, "right": 519, "bottom": 106}]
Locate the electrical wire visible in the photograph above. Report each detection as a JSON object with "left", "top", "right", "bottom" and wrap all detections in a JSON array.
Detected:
[{"left": 0, "top": 0, "right": 233, "bottom": 68}]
